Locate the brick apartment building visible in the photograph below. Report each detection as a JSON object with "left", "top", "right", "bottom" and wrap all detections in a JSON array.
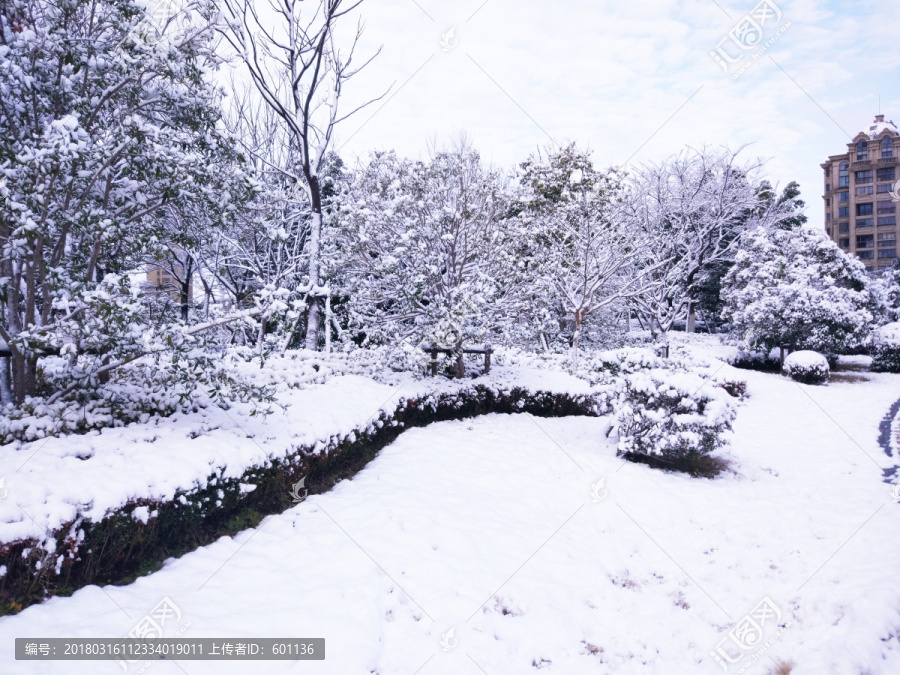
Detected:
[{"left": 822, "top": 114, "right": 899, "bottom": 271}]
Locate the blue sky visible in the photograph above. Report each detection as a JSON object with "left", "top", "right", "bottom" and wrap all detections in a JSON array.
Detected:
[{"left": 325, "top": 0, "right": 900, "bottom": 225}]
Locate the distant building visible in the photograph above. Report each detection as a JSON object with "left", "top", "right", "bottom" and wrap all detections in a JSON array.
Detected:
[
  {"left": 822, "top": 114, "right": 899, "bottom": 272},
  {"left": 144, "top": 249, "right": 194, "bottom": 306}
]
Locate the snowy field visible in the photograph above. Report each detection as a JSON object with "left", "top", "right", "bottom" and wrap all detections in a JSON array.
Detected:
[{"left": 1, "top": 355, "right": 900, "bottom": 674}]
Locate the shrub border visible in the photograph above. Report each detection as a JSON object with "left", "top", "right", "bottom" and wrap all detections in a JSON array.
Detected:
[{"left": 0, "top": 385, "right": 602, "bottom": 615}]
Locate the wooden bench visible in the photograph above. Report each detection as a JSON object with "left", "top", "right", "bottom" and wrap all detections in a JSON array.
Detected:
[{"left": 422, "top": 343, "right": 493, "bottom": 376}]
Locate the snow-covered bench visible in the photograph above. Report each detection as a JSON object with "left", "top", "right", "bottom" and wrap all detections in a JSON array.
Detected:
[{"left": 422, "top": 343, "right": 493, "bottom": 376}]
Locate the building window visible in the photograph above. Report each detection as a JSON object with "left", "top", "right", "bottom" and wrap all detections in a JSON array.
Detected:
[
  {"left": 859, "top": 251, "right": 875, "bottom": 260},
  {"left": 883, "top": 136, "right": 894, "bottom": 159},
  {"left": 878, "top": 200, "right": 897, "bottom": 214},
  {"left": 825, "top": 167, "right": 832, "bottom": 178},
  {"left": 878, "top": 183, "right": 894, "bottom": 194},
  {"left": 857, "top": 218, "right": 874, "bottom": 228},
  {"left": 858, "top": 139, "right": 869, "bottom": 160},
  {"left": 839, "top": 191, "right": 849, "bottom": 202},
  {"left": 838, "top": 222, "right": 850, "bottom": 233},
  {"left": 856, "top": 186, "right": 874, "bottom": 197},
  {"left": 856, "top": 170, "right": 873, "bottom": 184},
  {"left": 857, "top": 203, "right": 874, "bottom": 216},
  {"left": 877, "top": 167, "right": 896, "bottom": 182},
  {"left": 858, "top": 234, "right": 875, "bottom": 248},
  {"left": 839, "top": 238, "right": 850, "bottom": 248},
  {"left": 878, "top": 232, "right": 896, "bottom": 242},
  {"left": 878, "top": 216, "right": 897, "bottom": 226},
  {"left": 839, "top": 161, "right": 850, "bottom": 187},
  {"left": 826, "top": 198, "right": 831, "bottom": 206},
  {"left": 839, "top": 207, "right": 850, "bottom": 218},
  {"left": 826, "top": 213, "right": 832, "bottom": 221},
  {"left": 878, "top": 249, "right": 897, "bottom": 259}
]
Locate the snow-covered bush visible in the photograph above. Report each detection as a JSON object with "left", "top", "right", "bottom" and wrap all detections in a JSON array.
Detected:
[
  {"left": 589, "top": 348, "right": 666, "bottom": 377},
  {"left": 871, "top": 323, "right": 900, "bottom": 373},
  {"left": 613, "top": 369, "right": 737, "bottom": 467},
  {"left": 0, "top": 349, "right": 276, "bottom": 444},
  {"left": 713, "top": 375, "right": 748, "bottom": 399},
  {"left": 782, "top": 351, "right": 830, "bottom": 384},
  {"left": 727, "top": 349, "right": 782, "bottom": 372}
]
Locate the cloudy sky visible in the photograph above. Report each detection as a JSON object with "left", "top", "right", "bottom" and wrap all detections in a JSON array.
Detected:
[{"left": 306, "top": 0, "right": 900, "bottom": 226}]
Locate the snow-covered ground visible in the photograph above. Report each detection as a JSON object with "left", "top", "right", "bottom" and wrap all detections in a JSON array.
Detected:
[
  {"left": 0, "top": 364, "right": 591, "bottom": 544},
  {"left": 1, "top": 354, "right": 900, "bottom": 674}
]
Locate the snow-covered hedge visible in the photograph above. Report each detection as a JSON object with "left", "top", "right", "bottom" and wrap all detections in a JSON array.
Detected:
[
  {"left": 782, "top": 351, "right": 830, "bottom": 385},
  {"left": 613, "top": 369, "right": 737, "bottom": 461},
  {"left": 870, "top": 322, "right": 900, "bottom": 373},
  {"left": 497, "top": 346, "right": 708, "bottom": 386},
  {"left": 727, "top": 349, "right": 781, "bottom": 372},
  {"left": 0, "top": 382, "right": 603, "bottom": 615}
]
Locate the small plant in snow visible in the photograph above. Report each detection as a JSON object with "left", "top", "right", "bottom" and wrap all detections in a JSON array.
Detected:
[
  {"left": 870, "top": 322, "right": 900, "bottom": 373},
  {"left": 782, "top": 351, "right": 829, "bottom": 385},
  {"left": 613, "top": 369, "right": 737, "bottom": 469}
]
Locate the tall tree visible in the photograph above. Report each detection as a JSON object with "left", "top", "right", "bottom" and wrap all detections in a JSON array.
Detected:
[
  {"left": 0, "top": 0, "right": 227, "bottom": 403},
  {"left": 330, "top": 142, "right": 513, "bottom": 376},
  {"left": 722, "top": 226, "right": 872, "bottom": 354},
  {"left": 516, "top": 144, "right": 653, "bottom": 368},
  {"left": 624, "top": 147, "right": 798, "bottom": 340},
  {"left": 219, "top": 0, "right": 382, "bottom": 350}
]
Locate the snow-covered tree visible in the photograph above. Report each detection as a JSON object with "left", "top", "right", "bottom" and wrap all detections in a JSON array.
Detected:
[
  {"left": 219, "top": 0, "right": 382, "bottom": 350},
  {"left": 870, "top": 259, "right": 900, "bottom": 324},
  {"left": 329, "top": 142, "right": 514, "bottom": 376},
  {"left": 0, "top": 0, "right": 231, "bottom": 404},
  {"left": 515, "top": 144, "right": 651, "bottom": 368},
  {"left": 691, "top": 180, "right": 807, "bottom": 326},
  {"left": 624, "top": 147, "right": 800, "bottom": 340},
  {"left": 722, "top": 226, "right": 873, "bottom": 354}
]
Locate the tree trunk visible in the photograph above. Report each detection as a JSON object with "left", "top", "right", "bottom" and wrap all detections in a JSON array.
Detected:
[
  {"left": 0, "top": 357, "right": 11, "bottom": 405},
  {"left": 570, "top": 313, "right": 582, "bottom": 371},
  {"left": 453, "top": 337, "right": 465, "bottom": 379},
  {"left": 539, "top": 330, "right": 549, "bottom": 353},
  {"left": 306, "top": 300, "right": 321, "bottom": 351},
  {"left": 180, "top": 259, "right": 193, "bottom": 323},
  {"left": 304, "top": 208, "right": 322, "bottom": 350},
  {"left": 686, "top": 302, "right": 696, "bottom": 333}
]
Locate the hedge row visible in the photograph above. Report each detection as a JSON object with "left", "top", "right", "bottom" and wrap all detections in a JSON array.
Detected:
[{"left": 0, "top": 385, "right": 602, "bottom": 616}]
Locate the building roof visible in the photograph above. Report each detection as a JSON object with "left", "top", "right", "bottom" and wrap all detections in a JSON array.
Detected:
[{"left": 863, "top": 114, "right": 898, "bottom": 139}]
